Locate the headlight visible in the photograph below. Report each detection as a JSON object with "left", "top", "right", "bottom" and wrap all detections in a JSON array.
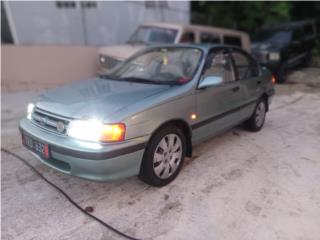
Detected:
[
  {"left": 99, "top": 55, "right": 106, "bottom": 64},
  {"left": 268, "top": 52, "right": 280, "bottom": 61},
  {"left": 27, "top": 103, "right": 35, "bottom": 120},
  {"left": 67, "top": 119, "right": 126, "bottom": 142}
]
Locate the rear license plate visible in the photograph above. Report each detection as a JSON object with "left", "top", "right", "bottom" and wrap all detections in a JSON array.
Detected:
[{"left": 22, "top": 134, "right": 50, "bottom": 159}]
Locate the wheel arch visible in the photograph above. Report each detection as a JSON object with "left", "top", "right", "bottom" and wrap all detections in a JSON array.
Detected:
[
  {"left": 260, "top": 93, "right": 269, "bottom": 112},
  {"left": 148, "top": 119, "right": 193, "bottom": 157}
]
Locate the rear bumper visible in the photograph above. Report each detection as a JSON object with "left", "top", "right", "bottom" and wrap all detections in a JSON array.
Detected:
[{"left": 19, "top": 118, "right": 147, "bottom": 181}]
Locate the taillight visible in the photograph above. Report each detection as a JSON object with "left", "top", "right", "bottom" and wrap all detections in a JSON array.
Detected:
[{"left": 271, "top": 75, "right": 276, "bottom": 84}]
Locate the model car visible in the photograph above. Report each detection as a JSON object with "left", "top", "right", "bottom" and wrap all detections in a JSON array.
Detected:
[
  {"left": 251, "top": 20, "right": 317, "bottom": 83},
  {"left": 98, "top": 22, "right": 251, "bottom": 72},
  {"left": 20, "top": 44, "right": 274, "bottom": 187}
]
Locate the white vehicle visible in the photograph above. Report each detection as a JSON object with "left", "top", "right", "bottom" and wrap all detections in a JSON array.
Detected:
[{"left": 98, "top": 22, "right": 251, "bottom": 72}]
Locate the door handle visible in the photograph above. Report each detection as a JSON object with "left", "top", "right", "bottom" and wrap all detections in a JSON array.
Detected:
[
  {"left": 257, "top": 80, "right": 262, "bottom": 85},
  {"left": 232, "top": 86, "right": 240, "bottom": 92}
]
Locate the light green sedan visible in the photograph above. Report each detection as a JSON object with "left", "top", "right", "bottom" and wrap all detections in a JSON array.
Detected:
[{"left": 20, "top": 44, "right": 275, "bottom": 187}]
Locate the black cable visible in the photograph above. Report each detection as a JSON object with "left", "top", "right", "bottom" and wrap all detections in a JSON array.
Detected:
[{"left": 1, "top": 148, "right": 143, "bottom": 240}]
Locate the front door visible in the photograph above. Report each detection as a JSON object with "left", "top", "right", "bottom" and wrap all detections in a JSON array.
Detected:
[{"left": 192, "top": 48, "right": 245, "bottom": 144}]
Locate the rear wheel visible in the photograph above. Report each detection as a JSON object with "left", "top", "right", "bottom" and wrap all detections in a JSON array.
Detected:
[
  {"left": 244, "top": 99, "right": 267, "bottom": 132},
  {"left": 139, "top": 126, "right": 186, "bottom": 187}
]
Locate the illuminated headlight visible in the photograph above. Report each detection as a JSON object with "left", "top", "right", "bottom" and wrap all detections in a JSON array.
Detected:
[
  {"left": 99, "top": 55, "right": 106, "bottom": 64},
  {"left": 269, "top": 52, "right": 280, "bottom": 61},
  {"left": 67, "top": 119, "right": 126, "bottom": 142},
  {"left": 27, "top": 103, "right": 35, "bottom": 120}
]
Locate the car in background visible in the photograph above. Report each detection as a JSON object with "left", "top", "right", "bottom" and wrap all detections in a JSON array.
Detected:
[
  {"left": 251, "top": 20, "right": 317, "bottom": 83},
  {"left": 20, "top": 44, "right": 274, "bottom": 187},
  {"left": 98, "top": 22, "right": 251, "bottom": 72}
]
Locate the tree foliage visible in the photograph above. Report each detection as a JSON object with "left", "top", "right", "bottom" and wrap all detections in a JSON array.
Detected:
[{"left": 192, "top": 1, "right": 293, "bottom": 33}]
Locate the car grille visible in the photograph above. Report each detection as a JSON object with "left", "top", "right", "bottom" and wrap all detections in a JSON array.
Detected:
[
  {"left": 31, "top": 108, "right": 70, "bottom": 135},
  {"left": 100, "top": 55, "right": 123, "bottom": 69}
]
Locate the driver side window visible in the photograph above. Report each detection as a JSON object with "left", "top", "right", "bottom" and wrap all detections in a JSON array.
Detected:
[{"left": 203, "top": 50, "right": 235, "bottom": 83}]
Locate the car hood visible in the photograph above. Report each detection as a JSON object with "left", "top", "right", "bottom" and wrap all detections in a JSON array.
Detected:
[
  {"left": 34, "top": 78, "right": 172, "bottom": 121},
  {"left": 98, "top": 44, "right": 145, "bottom": 60}
]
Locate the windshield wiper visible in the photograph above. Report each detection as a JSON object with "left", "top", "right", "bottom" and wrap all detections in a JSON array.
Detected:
[
  {"left": 118, "top": 77, "right": 163, "bottom": 84},
  {"left": 119, "top": 77, "right": 180, "bottom": 86},
  {"left": 98, "top": 74, "right": 118, "bottom": 80}
]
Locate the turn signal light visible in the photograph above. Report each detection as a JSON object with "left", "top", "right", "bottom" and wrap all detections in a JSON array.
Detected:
[{"left": 100, "top": 123, "right": 126, "bottom": 142}]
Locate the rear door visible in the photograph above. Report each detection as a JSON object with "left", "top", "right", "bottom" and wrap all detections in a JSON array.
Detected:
[
  {"left": 230, "top": 48, "right": 262, "bottom": 119},
  {"left": 193, "top": 48, "right": 245, "bottom": 143}
]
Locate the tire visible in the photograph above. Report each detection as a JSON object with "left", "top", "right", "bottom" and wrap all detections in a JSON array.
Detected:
[
  {"left": 244, "top": 99, "right": 267, "bottom": 132},
  {"left": 276, "top": 64, "right": 287, "bottom": 84},
  {"left": 301, "top": 51, "right": 312, "bottom": 68},
  {"left": 139, "top": 125, "right": 186, "bottom": 187}
]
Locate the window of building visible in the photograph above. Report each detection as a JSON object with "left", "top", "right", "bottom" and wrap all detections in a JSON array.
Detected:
[
  {"left": 223, "top": 36, "right": 242, "bottom": 47},
  {"left": 180, "top": 32, "right": 195, "bottom": 43},
  {"left": 81, "top": 1, "right": 97, "bottom": 9},
  {"left": 145, "top": 1, "right": 168, "bottom": 8},
  {"left": 200, "top": 32, "right": 220, "bottom": 44},
  {"left": 55, "top": 1, "right": 76, "bottom": 8}
]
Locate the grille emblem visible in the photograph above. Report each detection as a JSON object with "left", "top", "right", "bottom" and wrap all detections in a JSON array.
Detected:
[
  {"left": 56, "top": 121, "right": 65, "bottom": 133},
  {"left": 39, "top": 116, "right": 48, "bottom": 125}
]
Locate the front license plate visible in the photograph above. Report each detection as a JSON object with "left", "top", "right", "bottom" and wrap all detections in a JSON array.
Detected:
[{"left": 22, "top": 134, "right": 50, "bottom": 159}]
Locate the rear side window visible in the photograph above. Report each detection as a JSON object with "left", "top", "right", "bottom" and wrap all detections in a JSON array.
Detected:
[
  {"left": 304, "top": 24, "right": 315, "bottom": 37},
  {"left": 200, "top": 32, "right": 220, "bottom": 44},
  {"left": 224, "top": 36, "right": 242, "bottom": 47},
  {"left": 180, "top": 32, "right": 195, "bottom": 43},
  {"left": 203, "top": 50, "right": 235, "bottom": 83},
  {"left": 231, "top": 50, "right": 259, "bottom": 80},
  {"left": 293, "top": 29, "right": 303, "bottom": 41}
]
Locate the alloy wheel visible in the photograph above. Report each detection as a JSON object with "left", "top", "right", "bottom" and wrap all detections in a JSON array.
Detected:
[
  {"left": 153, "top": 134, "right": 182, "bottom": 179},
  {"left": 255, "top": 102, "right": 266, "bottom": 127}
]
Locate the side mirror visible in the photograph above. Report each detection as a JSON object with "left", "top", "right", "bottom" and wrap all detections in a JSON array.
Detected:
[{"left": 198, "top": 76, "right": 223, "bottom": 89}]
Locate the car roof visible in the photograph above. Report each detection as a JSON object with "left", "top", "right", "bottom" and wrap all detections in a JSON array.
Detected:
[
  {"left": 141, "top": 22, "right": 249, "bottom": 36},
  {"left": 142, "top": 43, "right": 245, "bottom": 53},
  {"left": 262, "top": 20, "right": 316, "bottom": 31}
]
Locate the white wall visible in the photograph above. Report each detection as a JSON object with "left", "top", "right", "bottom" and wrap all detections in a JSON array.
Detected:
[
  {"left": 6, "top": 1, "right": 190, "bottom": 46},
  {"left": 2, "top": 45, "right": 99, "bottom": 91}
]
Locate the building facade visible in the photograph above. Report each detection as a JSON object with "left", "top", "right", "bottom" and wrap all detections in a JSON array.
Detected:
[{"left": 2, "top": 1, "right": 190, "bottom": 46}]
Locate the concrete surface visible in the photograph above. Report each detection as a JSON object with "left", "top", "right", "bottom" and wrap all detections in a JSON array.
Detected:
[{"left": 1, "top": 68, "right": 320, "bottom": 240}]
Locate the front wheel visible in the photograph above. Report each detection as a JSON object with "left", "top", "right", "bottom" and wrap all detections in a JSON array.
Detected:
[
  {"left": 139, "top": 126, "right": 186, "bottom": 187},
  {"left": 276, "top": 64, "right": 287, "bottom": 84},
  {"left": 244, "top": 99, "right": 267, "bottom": 132}
]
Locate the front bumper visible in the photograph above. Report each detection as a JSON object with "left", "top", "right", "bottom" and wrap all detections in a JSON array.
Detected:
[
  {"left": 251, "top": 51, "right": 281, "bottom": 72},
  {"left": 19, "top": 118, "right": 148, "bottom": 181},
  {"left": 261, "top": 61, "right": 281, "bottom": 73}
]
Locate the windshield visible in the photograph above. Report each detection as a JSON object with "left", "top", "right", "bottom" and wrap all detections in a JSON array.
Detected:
[
  {"left": 128, "top": 26, "right": 178, "bottom": 44},
  {"left": 253, "top": 30, "right": 292, "bottom": 44},
  {"left": 101, "top": 47, "right": 203, "bottom": 85}
]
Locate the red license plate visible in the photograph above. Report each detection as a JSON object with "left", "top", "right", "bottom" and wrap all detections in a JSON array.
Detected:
[{"left": 22, "top": 134, "right": 50, "bottom": 159}]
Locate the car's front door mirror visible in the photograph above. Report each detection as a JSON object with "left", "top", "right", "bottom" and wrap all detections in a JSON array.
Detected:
[{"left": 198, "top": 76, "right": 223, "bottom": 89}]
